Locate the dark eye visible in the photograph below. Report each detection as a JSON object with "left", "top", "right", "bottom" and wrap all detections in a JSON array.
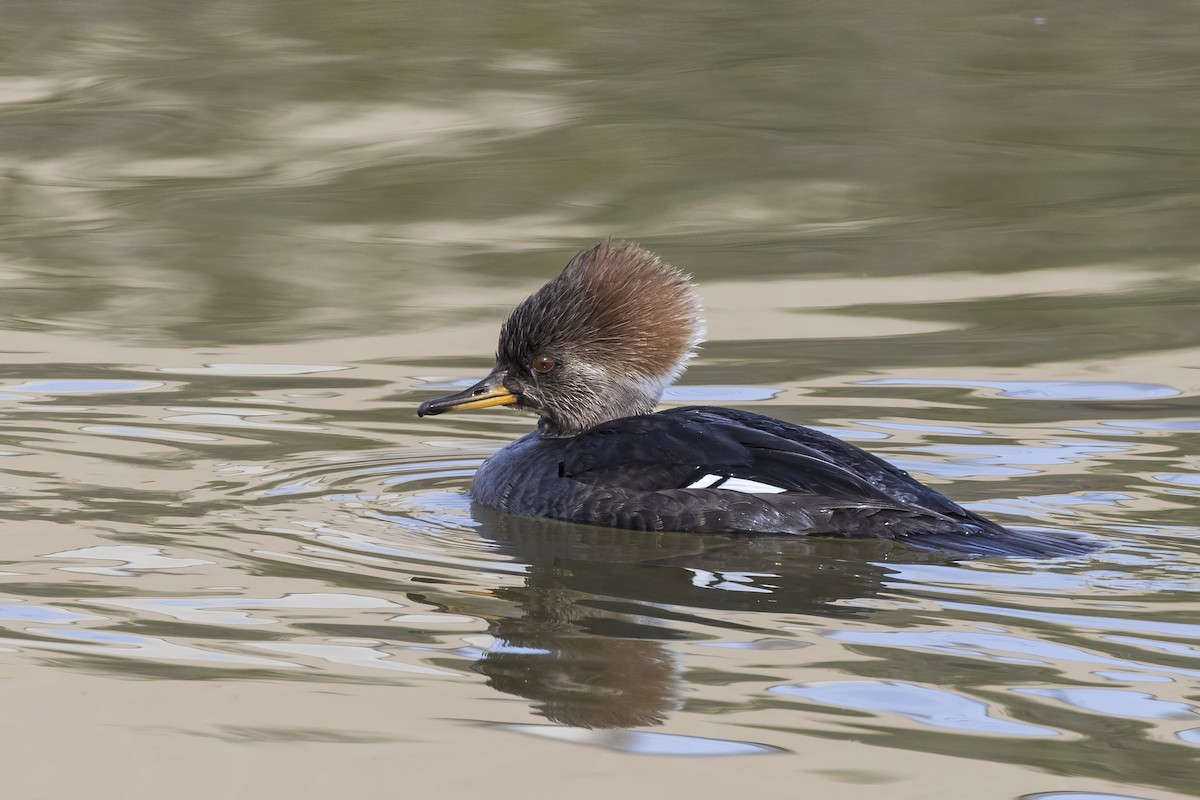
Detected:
[{"left": 532, "top": 355, "right": 556, "bottom": 374}]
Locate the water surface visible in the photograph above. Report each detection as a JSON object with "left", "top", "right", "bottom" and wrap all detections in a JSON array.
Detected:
[{"left": 2, "top": 2, "right": 1200, "bottom": 798}]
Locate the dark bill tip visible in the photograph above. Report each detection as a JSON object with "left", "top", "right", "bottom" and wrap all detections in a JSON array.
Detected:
[{"left": 417, "top": 373, "right": 517, "bottom": 417}]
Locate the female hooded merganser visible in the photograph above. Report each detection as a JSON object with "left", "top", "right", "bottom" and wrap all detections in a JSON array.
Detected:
[{"left": 418, "top": 241, "right": 1084, "bottom": 555}]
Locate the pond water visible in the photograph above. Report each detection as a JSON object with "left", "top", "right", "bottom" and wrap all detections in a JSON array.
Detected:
[{"left": 2, "top": 2, "right": 1200, "bottom": 798}]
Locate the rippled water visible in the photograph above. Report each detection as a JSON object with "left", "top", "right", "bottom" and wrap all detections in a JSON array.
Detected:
[{"left": 3, "top": 3, "right": 1200, "bottom": 798}]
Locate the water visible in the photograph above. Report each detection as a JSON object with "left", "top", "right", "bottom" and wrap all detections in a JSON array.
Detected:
[{"left": 2, "top": 2, "right": 1200, "bottom": 798}]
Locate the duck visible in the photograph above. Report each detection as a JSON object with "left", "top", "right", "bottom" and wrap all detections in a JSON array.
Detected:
[{"left": 418, "top": 240, "right": 1085, "bottom": 556}]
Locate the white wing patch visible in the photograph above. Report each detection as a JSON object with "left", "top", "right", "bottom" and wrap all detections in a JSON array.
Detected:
[
  {"left": 688, "top": 473, "right": 725, "bottom": 489},
  {"left": 686, "top": 474, "right": 787, "bottom": 494},
  {"left": 722, "top": 477, "right": 788, "bottom": 494}
]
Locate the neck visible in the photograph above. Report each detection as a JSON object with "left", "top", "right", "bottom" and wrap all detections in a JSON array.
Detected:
[
  {"left": 536, "top": 398, "right": 659, "bottom": 438},
  {"left": 530, "top": 368, "right": 671, "bottom": 437},
  {"left": 536, "top": 417, "right": 576, "bottom": 439}
]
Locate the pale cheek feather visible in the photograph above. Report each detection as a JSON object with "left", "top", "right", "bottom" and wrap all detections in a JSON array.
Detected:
[{"left": 686, "top": 474, "right": 788, "bottom": 494}]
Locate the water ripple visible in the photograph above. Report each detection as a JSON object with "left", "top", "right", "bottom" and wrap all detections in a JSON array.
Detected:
[
  {"left": 769, "top": 681, "right": 1059, "bottom": 737},
  {"left": 862, "top": 378, "right": 1183, "bottom": 401}
]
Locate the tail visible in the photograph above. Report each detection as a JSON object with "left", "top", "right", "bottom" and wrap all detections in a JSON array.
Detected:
[
  {"left": 826, "top": 504, "right": 1098, "bottom": 558},
  {"left": 900, "top": 521, "right": 1097, "bottom": 558}
]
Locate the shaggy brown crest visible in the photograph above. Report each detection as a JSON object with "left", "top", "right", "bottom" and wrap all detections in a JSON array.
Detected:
[
  {"left": 495, "top": 241, "right": 704, "bottom": 435},
  {"left": 500, "top": 241, "right": 703, "bottom": 379}
]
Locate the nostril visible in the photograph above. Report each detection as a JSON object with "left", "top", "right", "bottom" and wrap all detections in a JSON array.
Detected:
[{"left": 472, "top": 387, "right": 487, "bottom": 397}]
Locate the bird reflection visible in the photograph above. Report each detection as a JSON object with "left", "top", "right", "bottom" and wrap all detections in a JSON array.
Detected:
[{"left": 467, "top": 506, "right": 954, "bottom": 729}]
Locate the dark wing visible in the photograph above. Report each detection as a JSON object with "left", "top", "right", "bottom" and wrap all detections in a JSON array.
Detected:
[
  {"left": 674, "top": 406, "right": 984, "bottom": 518},
  {"left": 555, "top": 407, "right": 1091, "bottom": 555},
  {"left": 560, "top": 407, "right": 923, "bottom": 509}
]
